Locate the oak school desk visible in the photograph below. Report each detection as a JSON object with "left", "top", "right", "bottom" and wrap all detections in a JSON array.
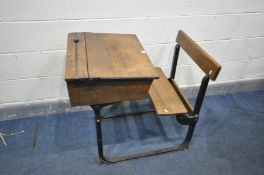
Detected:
[{"left": 64, "top": 31, "right": 221, "bottom": 164}]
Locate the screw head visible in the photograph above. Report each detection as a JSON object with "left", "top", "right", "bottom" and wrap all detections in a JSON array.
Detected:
[{"left": 74, "top": 39, "right": 79, "bottom": 43}]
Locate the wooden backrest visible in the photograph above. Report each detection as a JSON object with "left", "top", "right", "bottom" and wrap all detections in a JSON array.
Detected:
[{"left": 176, "top": 30, "right": 221, "bottom": 81}]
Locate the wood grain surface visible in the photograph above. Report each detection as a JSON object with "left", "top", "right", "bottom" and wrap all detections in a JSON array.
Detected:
[
  {"left": 148, "top": 68, "right": 187, "bottom": 115},
  {"left": 65, "top": 32, "right": 158, "bottom": 106},
  {"left": 176, "top": 30, "right": 221, "bottom": 81},
  {"left": 85, "top": 33, "right": 158, "bottom": 79},
  {"left": 65, "top": 33, "right": 88, "bottom": 80}
]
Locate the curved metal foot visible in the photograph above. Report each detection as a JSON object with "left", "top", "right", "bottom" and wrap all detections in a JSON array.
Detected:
[{"left": 99, "top": 143, "right": 187, "bottom": 164}]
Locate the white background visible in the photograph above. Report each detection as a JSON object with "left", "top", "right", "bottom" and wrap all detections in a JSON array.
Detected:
[{"left": 0, "top": 0, "right": 264, "bottom": 105}]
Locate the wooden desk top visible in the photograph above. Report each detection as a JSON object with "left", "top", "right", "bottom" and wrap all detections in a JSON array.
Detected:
[{"left": 65, "top": 32, "right": 158, "bottom": 81}]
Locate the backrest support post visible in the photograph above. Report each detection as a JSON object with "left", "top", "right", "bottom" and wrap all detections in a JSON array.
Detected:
[
  {"left": 194, "top": 75, "right": 210, "bottom": 114},
  {"left": 170, "top": 44, "right": 180, "bottom": 79}
]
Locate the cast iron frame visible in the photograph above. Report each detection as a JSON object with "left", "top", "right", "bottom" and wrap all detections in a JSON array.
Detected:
[{"left": 91, "top": 44, "right": 209, "bottom": 164}]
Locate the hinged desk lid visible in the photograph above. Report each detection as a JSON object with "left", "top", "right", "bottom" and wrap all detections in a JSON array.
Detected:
[{"left": 65, "top": 32, "right": 158, "bottom": 81}]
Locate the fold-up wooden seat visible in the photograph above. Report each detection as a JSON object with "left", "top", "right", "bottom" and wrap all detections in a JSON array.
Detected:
[
  {"left": 149, "top": 30, "right": 221, "bottom": 117},
  {"left": 148, "top": 67, "right": 188, "bottom": 115}
]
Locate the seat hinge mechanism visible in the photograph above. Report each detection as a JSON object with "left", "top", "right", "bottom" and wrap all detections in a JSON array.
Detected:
[{"left": 176, "top": 114, "right": 199, "bottom": 125}]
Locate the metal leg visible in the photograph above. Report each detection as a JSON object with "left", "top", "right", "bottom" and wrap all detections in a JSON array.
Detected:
[
  {"left": 181, "top": 124, "right": 196, "bottom": 147},
  {"left": 92, "top": 105, "right": 105, "bottom": 163},
  {"left": 91, "top": 104, "right": 197, "bottom": 164}
]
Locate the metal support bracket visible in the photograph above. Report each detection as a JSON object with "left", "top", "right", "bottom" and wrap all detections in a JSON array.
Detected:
[{"left": 176, "top": 114, "right": 198, "bottom": 125}]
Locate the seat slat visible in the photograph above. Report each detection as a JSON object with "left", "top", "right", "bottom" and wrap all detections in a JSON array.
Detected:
[{"left": 148, "top": 68, "right": 187, "bottom": 115}]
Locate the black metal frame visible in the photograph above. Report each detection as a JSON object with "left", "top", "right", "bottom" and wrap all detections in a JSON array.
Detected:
[{"left": 91, "top": 44, "right": 210, "bottom": 164}]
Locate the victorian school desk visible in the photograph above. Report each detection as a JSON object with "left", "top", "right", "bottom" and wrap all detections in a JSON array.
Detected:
[{"left": 64, "top": 31, "right": 221, "bottom": 164}]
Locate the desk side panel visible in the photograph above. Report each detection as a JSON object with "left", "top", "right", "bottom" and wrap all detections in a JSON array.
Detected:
[{"left": 67, "top": 80, "right": 152, "bottom": 106}]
